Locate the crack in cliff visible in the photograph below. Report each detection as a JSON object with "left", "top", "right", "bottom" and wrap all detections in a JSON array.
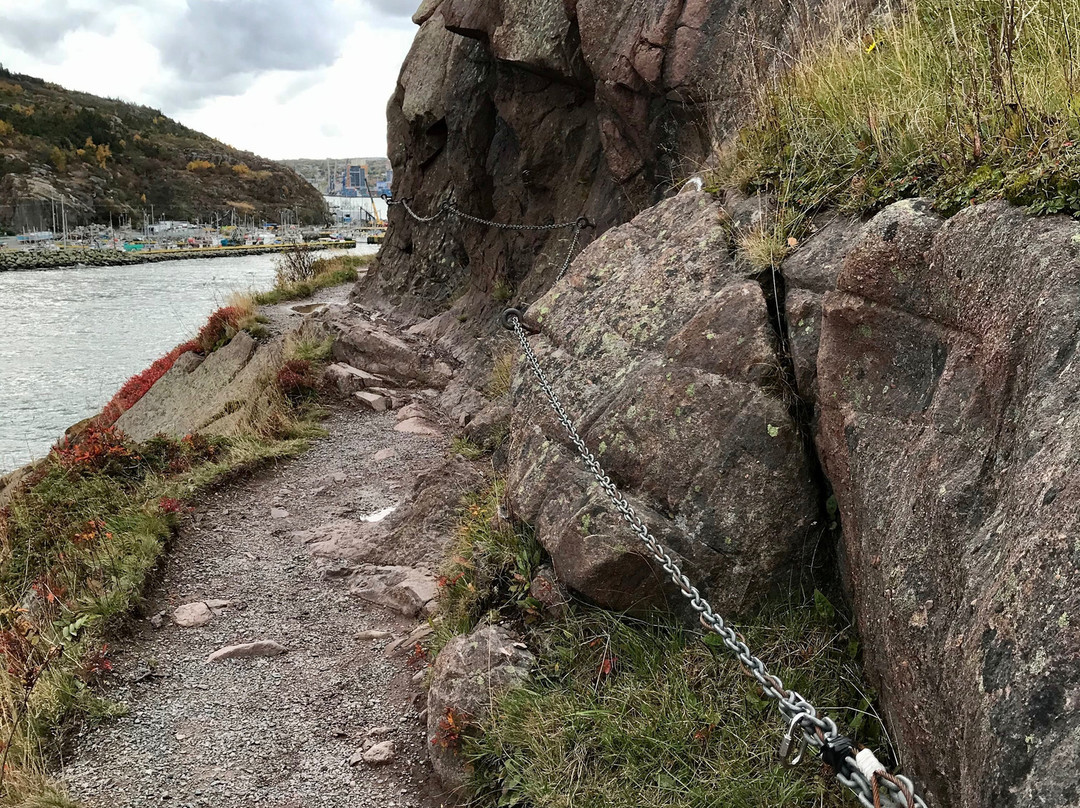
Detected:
[{"left": 754, "top": 264, "right": 842, "bottom": 577}]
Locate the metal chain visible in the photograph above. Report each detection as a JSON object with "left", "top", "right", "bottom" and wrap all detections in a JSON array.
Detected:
[
  {"left": 555, "top": 221, "right": 582, "bottom": 282},
  {"left": 385, "top": 197, "right": 449, "bottom": 223},
  {"left": 502, "top": 309, "right": 927, "bottom": 808},
  {"left": 443, "top": 202, "right": 584, "bottom": 232},
  {"left": 388, "top": 196, "right": 584, "bottom": 232},
  {"left": 387, "top": 196, "right": 589, "bottom": 282}
]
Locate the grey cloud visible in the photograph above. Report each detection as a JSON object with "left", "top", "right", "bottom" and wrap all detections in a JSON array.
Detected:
[
  {"left": 361, "top": 0, "right": 417, "bottom": 19},
  {"left": 153, "top": 0, "right": 342, "bottom": 108},
  {"left": 357, "top": 0, "right": 418, "bottom": 29},
  {"left": 0, "top": 1, "right": 121, "bottom": 58}
]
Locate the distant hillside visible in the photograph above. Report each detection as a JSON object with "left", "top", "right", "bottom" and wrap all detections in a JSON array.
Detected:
[
  {"left": 0, "top": 68, "right": 329, "bottom": 233},
  {"left": 281, "top": 157, "right": 390, "bottom": 194}
]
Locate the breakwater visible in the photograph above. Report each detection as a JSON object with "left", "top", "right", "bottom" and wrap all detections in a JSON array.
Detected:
[{"left": 0, "top": 241, "right": 357, "bottom": 272}]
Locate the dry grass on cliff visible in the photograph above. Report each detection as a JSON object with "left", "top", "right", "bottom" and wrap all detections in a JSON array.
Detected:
[{"left": 728, "top": 0, "right": 1080, "bottom": 216}]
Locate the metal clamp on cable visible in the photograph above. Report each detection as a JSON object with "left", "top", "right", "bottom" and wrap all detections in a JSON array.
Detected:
[
  {"left": 819, "top": 733, "right": 856, "bottom": 777},
  {"left": 776, "top": 714, "right": 811, "bottom": 767},
  {"left": 576, "top": 216, "right": 593, "bottom": 230}
]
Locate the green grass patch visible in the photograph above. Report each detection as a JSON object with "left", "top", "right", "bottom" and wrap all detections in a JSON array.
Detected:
[
  {"left": 431, "top": 484, "right": 883, "bottom": 806},
  {"left": 431, "top": 480, "right": 545, "bottom": 655},
  {"left": 467, "top": 601, "right": 874, "bottom": 808},
  {"left": 450, "top": 437, "right": 488, "bottom": 461},
  {"left": 287, "top": 335, "right": 335, "bottom": 363},
  {"left": 254, "top": 254, "right": 372, "bottom": 305},
  {"left": 729, "top": 0, "right": 1080, "bottom": 217}
]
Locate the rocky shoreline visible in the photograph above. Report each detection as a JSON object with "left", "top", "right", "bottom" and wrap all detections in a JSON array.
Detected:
[{"left": 0, "top": 241, "right": 357, "bottom": 272}]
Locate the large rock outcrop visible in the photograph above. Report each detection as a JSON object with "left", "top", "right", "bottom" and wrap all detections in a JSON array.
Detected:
[
  {"left": 115, "top": 331, "right": 284, "bottom": 441},
  {"left": 507, "top": 190, "right": 821, "bottom": 612},
  {"left": 369, "top": 0, "right": 875, "bottom": 351},
  {"left": 808, "top": 200, "right": 1080, "bottom": 808}
]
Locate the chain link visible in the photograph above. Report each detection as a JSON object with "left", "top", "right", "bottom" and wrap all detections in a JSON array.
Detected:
[
  {"left": 504, "top": 310, "right": 927, "bottom": 808},
  {"left": 388, "top": 196, "right": 585, "bottom": 232},
  {"left": 385, "top": 197, "right": 450, "bottom": 223},
  {"left": 555, "top": 221, "right": 582, "bottom": 281},
  {"left": 387, "top": 196, "right": 587, "bottom": 281}
]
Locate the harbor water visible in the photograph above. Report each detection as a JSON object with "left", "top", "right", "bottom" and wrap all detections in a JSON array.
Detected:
[{"left": 0, "top": 247, "right": 375, "bottom": 473}]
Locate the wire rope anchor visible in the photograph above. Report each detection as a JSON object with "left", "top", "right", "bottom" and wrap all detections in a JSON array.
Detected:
[{"left": 776, "top": 714, "right": 811, "bottom": 767}]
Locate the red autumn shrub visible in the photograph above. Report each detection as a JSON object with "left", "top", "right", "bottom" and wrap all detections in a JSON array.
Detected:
[
  {"left": 53, "top": 423, "right": 138, "bottom": 475},
  {"left": 158, "top": 497, "right": 184, "bottom": 514},
  {"left": 195, "top": 306, "right": 243, "bottom": 353},
  {"left": 78, "top": 644, "right": 113, "bottom": 683},
  {"left": 431, "top": 707, "right": 471, "bottom": 749},
  {"left": 99, "top": 305, "right": 245, "bottom": 425},
  {"left": 276, "top": 359, "right": 317, "bottom": 398}
]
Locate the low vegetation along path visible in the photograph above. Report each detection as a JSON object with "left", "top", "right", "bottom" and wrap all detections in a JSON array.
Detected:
[{"left": 60, "top": 406, "right": 448, "bottom": 808}]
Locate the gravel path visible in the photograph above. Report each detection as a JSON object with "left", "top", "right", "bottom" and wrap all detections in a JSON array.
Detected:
[{"left": 61, "top": 405, "right": 451, "bottom": 808}]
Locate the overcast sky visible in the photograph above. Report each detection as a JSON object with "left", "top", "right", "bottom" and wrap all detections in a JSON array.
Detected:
[{"left": 0, "top": 0, "right": 417, "bottom": 159}]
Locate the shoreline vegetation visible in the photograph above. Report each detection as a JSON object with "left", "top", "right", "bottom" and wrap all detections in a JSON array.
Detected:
[
  {"left": 255, "top": 252, "right": 372, "bottom": 305},
  {"left": 0, "top": 252, "right": 357, "bottom": 807},
  {"left": 0, "top": 241, "right": 358, "bottom": 273}
]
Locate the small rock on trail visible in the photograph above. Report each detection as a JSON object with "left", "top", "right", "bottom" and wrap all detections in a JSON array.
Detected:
[
  {"left": 205, "top": 639, "right": 288, "bottom": 663},
  {"left": 172, "top": 602, "right": 213, "bottom": 628}
]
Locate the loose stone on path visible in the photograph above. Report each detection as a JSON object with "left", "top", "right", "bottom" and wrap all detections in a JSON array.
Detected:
[
  {"left": 172, "top": 602, "right": 213, "bottom": 628},
  {"left": 206, "top": 640, "right": 288, "bottom": 663}
]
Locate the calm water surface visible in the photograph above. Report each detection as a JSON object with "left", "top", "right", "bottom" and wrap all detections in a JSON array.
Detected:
[{"left": 0, "top": 248, "right": 371, "bottom": 472}]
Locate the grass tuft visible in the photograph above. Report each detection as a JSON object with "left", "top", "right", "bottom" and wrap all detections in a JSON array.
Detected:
[
  {"left": 487, "top": 349, "right": 516, "bottom": 399},
  {"left": 729, "top": 0, "right": 1080, "bottom": 217},
  {"left": 286, "top": 335, "right": 335, "bottom": 363},
  {"left": 467, "top": 600, "right": 874, "bottom": 808},
  {"left": 254, "top": 254, "right": 372, "bottom": 305},
  {"left": 430, "top": 480, "right": 544, "bottom": 655}
]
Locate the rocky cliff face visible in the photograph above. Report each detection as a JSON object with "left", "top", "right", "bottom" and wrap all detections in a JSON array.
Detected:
[
  {"left": 502, "top": 190, "right": 1080, "bottom": 806},
  {"left": 370, "top": 0, "right": 872, "bottom": 335},
  {"left": 381, "top": 3, "right": 1080, "bottom": 804},
  {"left": 507, "top": 190, "right": 821, "bottom": 613},
  {"left": 811, "top": 200, "right": 1080, "bottom": 808}
]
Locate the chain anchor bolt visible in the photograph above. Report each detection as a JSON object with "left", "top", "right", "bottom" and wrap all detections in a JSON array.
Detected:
[{"left": 500, "top": 307, "right": 525, "bottom": 331}]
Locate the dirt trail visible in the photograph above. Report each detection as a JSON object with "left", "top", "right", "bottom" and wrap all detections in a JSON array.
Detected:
[{"left": 61, "top": 404, "right": 454, "bottom": 808}]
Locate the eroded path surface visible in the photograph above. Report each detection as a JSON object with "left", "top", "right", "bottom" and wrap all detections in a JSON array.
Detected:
[{"left": 62, "top": 405, "right": 457, "bottom": 808}]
